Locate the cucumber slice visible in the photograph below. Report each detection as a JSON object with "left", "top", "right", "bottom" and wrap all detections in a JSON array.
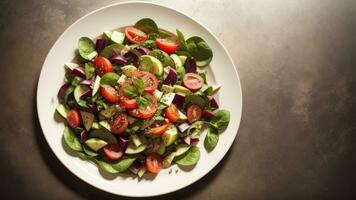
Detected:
[
  {"left": 160, "top": 93, "right": 175, "bottom": 106},
  {"left": 74, "top": 85, "right": 89, "bottom": 103},
  {"left": 56, "top": 104, "right": 68, "bottom": 119},
  {"left": 179, "top": 55, "right": 187, "bottom": 65},
  {"left": 80, "top": 111, "right": 94, "bottom": 131},
  {"left": 139, "top": 55, "right": 163, "bottom": 76},
  {"left": 163, "top": 124, "right": 178, "bottom": 146},
  {"left": 177, "top": 110, "right": 187, "bottom": 122},
  {"left": 170, "top": 54, "right": 183, "bottom": 69},
  {"left": 64, "top": 62, "right": 79, "bottom": 70},
  {"left": 173, "top": 85, "right": 192, "bottom": 95},
  {"left": 148, "top": 49, "right": 176, "bottom": 68},
  {"left": 175, "top": 144, "right": 191, "bottom": 157},
  {"left": 196, "top": 57, "right": 212, "bottom": 67},
  {"left": 92, "top": 75, "right": 101, "bottom": 96},
  {"left": 89, "top": 129, "right": 117, "bottom": 144},
  {"left": 110, "top": 31, "right": 125, "bottom": 44},
  {"left": 184, "top": 94, "right": 206, "bottom": 108},
  {"left": 85, "top": 138, "right": 108, "bottom": 151},
  {"left": 211, "top": 85, "right": 221, "bottom": 95},
  {"left": 161, "top": 84, "right": 174, "bottom": 94},
  {"left": 92, "top": 122, "right": 100, "bottom": 129},
  {"left": 163, "top": 152, "right": 176, "bottom": 168},
  {"left": 125, "top": 143, "right": 147, "bottom": 154},
  {"left": 130, "top": 133, "right": 142, "bottom": 147},
  {"left": 117, "top": 74, "right": 127, "bottom": 85},
  {"left": 103, "top": 31, "right": 112, "bottom": 40},
  {"left": 121, "top": 65, "right": 138, "bottom": 77},
  {"left": 99, "top": 120, "right": 111, "bottom": 132},
  {"left": 138, "top": 167, "right": 146, "bottom": 178},
  {"left": 157, "top": 142, "right": 166, "bottom": 155}
]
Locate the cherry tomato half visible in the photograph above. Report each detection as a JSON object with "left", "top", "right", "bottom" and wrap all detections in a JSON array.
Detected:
[
  {"left": 100, "top": 85, "right": 119, "bottom": 103},
  {"left": 103, "top": 144, "right": 123, "bottom": 160},
  {"left": 183, "top": 73, "right": 204, "bottom": 92},
  {"left": 165, "top": 104, "right": 179, "bottom": 122},
  {"left": 132, "top": 71, "right": 158, "bottom": 94},
  {"left": 125, "top": 27, "right": 147, "bottom": 44},
  {"left": 110, "top": 113, "right": 128, "bottom": 134},
  {"left": 138, "top": 96, "right": 158, "bottom": 119},
  {"left": 146, "top": 153, "right": 163, "bottom": 174},
  {"left": 146, "top": 121, "right": 170, "bottom": 135},
  {"left": 156, "top": 38, "right": 179, "bottom": 54},
  {"left": 187, "top": 104, "right": 202, "bottom": 124},
  {"left": 93, "top": 57, "right": 113, "bottom": 76},
  {"left": 66, "top": 109, "right": 82, "bottom": 128},
  {"left": 119, "top": 84, "right": 138, "bottom": 109}
]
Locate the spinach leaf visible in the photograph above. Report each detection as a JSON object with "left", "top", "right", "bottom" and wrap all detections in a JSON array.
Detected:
[
  {"left": 111, "top": 157, "right": 136, "bottom": 172},
  {"left": 186, "top": 36, "right": 213, "bottom": 61},
  {"left": 134, "top": 18, "right": 158, "bottom": 34},
  {"left": 89, "top": 129, "right": 118, "bottom": 144},
  {"left": 84, "top": 62, "right": 95, "bottom": 80},
  {"left": 123, "top": 86, "right": 138, "bottom": 98},
  {"left": 176, "top": 29, "right": 188, "bottom": 51},
  {"left": 184, "top": 94, "right": 206, "bottom": 109},
  {"left": 187, "top": 121, "right": 206, "bottom": 136},
  {"left": 148, "top": 49, "right": 176, "bottom": 68},
  {"left": 78, "top": 37, "right": 97, "bottom": 61},
  {"left": 63, "top": 126, "right": 83, "bottom": 152},
  {"left": 83, "top": 144, "right": 99, "bottom": 157},
  {"left": 100, "top": 72, "right": 119, "bottom": 86},
  {"left": 204, "top": 126, "right": 219, "bottom": 151},
  {"left": 175, "top": 146, "right": 200, "bottom": 166},
  {"left": 210, "top": 109, "right": 230, "bottom": 132},
  {"left": 99, "top": 43, "right": 124, "bottom": 58}
]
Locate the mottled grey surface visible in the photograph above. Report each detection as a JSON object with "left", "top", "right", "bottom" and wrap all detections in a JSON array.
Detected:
[{"left": 0, "top": 0, "right": 356, "bottom": 199}]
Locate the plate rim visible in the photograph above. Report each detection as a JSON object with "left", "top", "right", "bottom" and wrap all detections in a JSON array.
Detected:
[{"left": 36, "top": 1, "right": 243, "bottom": 197}]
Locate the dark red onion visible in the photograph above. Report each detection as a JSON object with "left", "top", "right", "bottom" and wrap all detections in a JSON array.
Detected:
[
  {"left": 186, "top": 58, "right": 197, "bottom": 73},
  {"left": 124, "top": 51, "right": 140, "bottom": 66},
  {"left": 210, "top": 96, "right": 219, "bottom": 108},
  {"left": 118, "top": 137, "right": 129, "bottom": 151},
  {"left": 57, "top": 82, "right": 71, "bottom": 100},
  {"left": 190, "top": 136, "right": 200, "bottom": 144},
  {"left": 163, "top": 67, "right": 178, "bottom": 85},
  {"left": 136, "top": 47, "right": 150, "bottom": 55},
  {"left": 88, "top": 104, "right": 99, "bottom": 114},
  {"left": 80, "top": 79, "right": 92, "bottom": 86},
  {"left": 80, "top": 89, "right": 92, "bottom": 99},
  {"left": 70, "top": 67, "right": 86, "bottom": 77},
  {"left": 95, "top": 38, "right": 107, "bottom": 54},
  {"left": 129, "top": 162, "right": 143, "bottom": 174},
  {"left": 202, "top": 110, "right": 215, "bottom": 121},
  {"left": 109, "top": 54, "right": 127, "bottom": 65},
  {"left": 172, "top": 92, "right": 185, "bottom": 108},
  {"left": 80, "top": 130, "right": 89, "bottom": 143},
  {"left": 178, "top": 123, "right": 190, "bottom": 133}
]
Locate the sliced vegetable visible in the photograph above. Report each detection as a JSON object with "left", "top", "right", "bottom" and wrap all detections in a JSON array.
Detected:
[
  {"left": 70, "top": 67, "right": 86, "bottom": 78},
  {"left": 165, "top": 104, "right": 179, "bottom": 122},
  {"left": 202, "top": 110, "right": 215, "bottom": 121},
  {"left": 85, "top": 138, "right": 108, "bottom": 151},
  {"left": 139, "top": 55, "right": 164, "bottom": 77},
  {"left": 173, "top": 85, "right": 192, "bottom": 95},
  {"left": 93, "top": 57, "right": 113, "bottom": 76},
  {"left": 209, "top": 96, "right": 219, "bottom": 108},
  {"left": 63, "top": 126, "right": 83, "bottom": 151},
  {"left": 146, "top": 153, "right": 162, "bottom": 174},
  {"left": 56, "top": 104, "right": 68, "bottom": 119},
  {"left": 80, "top": 111, "right": 94, "bottom": 131},
  {"left": 136, "top": 47, "right": 150, "bottom": 55},
  {"left": 175, "top": 146, "right": 200, "bottom": 166},
  {"left": 100, "top": 85, "right": 119, "bottom": 103},
  {"left": 110, "top": 31, "right": 125, "bottom": 44},
  {"left": 186, "top": 58, "right": 197, "bottom": 73},
  {"left": 66, "top": 109, "right": 81, "bottom": 128},
  {"left": 172, "top": 92, "right": 185, "bottom": 108},
  {"left": 162, "top": 124, "right": 178, "bottom": 146},
  {"left": 58, "top": 82, "right": 71, "bottom": 101},
  {"left": 156, "top": 38, "right": 179, "bottom": 54},
  {"left": 162, "top": 152, "right": 176, "bottom": 168},
  {"left": 79, "top": 130, "right": 89, "bottom": 143},
  {"left": 175, "top": 144, "right": 191, "bottom": 157},
  {"left": 183, "top": 73, "right": 204, "bottom": 92},
  {"left": 121, "top": 65, "right": 138, "bottom": 77},
  {"left": 110, "top": 113, "right": 128, "bottom": 134},
  {"left": 187, "top": 104, "right": 203, "bottom": 124},
  {"left": 148, "top": 49, "right": 175, "bottom": 67},
  {"left": 125, "top": 26, "right": 147, "bottom": 44},
  {"left": 92, "top": 75, "right": 101, "bottom": 96},
  {"left": 109, "top": 54, "right": 127, "bottom": 65},
  {"left": 161, "top": 84, "right": 174, "bottom": 94},
  {"left": 95, "top": 38, "right": 107, "bottom": 54},
  {"left": 146, "top": 121, "right": 170, "bottom": 135},
  {"left": 178, "top": 123, "right": 190, "bottom": 133},
  {"left": 103, "top": 144, "right": 123, "bottom": 160},
  {"left": 125, "top": 143, "right": 147, "bottom": 154},
  {"left": 163, "top": 67, "right": 178, "bottom": 85},
  {"left": 78, "top": 37, "right": 97, "bottom": 61}
]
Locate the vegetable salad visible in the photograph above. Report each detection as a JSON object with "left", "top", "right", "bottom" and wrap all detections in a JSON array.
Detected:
[{"left": 56, "top": 18, "right": 230, "bottom": 177}]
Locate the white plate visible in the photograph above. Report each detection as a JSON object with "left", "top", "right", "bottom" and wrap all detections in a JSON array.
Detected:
[{"left": 37, "top": 1, "right": 242, "bottom": 197}]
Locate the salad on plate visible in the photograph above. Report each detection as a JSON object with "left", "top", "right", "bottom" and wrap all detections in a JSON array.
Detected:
[{"left": 56, "top": 18, "right": 230, "bottom": 177}]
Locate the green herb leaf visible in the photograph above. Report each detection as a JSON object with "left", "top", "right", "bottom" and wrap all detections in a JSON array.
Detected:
[
  {"left": 137, "top": 94, "right": 151, "bottom": 108},
  {"left": 134, "top": 18, "right": 158, "bottom": 34},
  {"left": 100, "top": 72, "right": 119, "bottom": 86},
  {"left": 78, "top": 37, "right": 97, "bottom": 61},
  {"left": 210, "top": 109, "right": 230, "bottom": 133},
  {"left": 123, "top": 86, "right": 138, "bottom": 98},
  {"left": 63, "top": 126, "right": 83, "bottom": 152},
  {"left": 84, "top": 62, "right": 95, "bottom": 79},
  {"left": 175, "top": 146, "right": 200, "bottom": 166},
  {"left": 133, "top": 78, "right": 145, "bottom": 94},
  {"left": 176, "top": 29, "right": 188, "bottom": 51},
  {"left": 204, "top": 126, "right": 219, "bottom": 151}
]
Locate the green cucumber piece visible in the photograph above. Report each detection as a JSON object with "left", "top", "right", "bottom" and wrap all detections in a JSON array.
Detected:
[
  {"left": 177, "top": 110, "right": 187, "bottom": 122},
  {"left": 163, "top": 124, "right": 178, "bottom": 146},
  {"left": 125, "top": 143, "right": 147, "bottom": 154},
  {"left": 175, "top": 144, "right": 191, "bottom": 157},
  {"left": 175, "top": 146, "right": 200, "bottom": 166},
  {"left": 99, "top": 121, "right": 111, "bottom": 132},
  {"left": 170, "top": 54, "right": 183, "bottom": 69},
  {"left": 110, "top": 31, "right": 125, "bottom": 44},
  {"left": 163, "top": 152, "right": 176, "bottom": 168},
  {"left": 83, "top": 144, "right": 99, "bottom": 157},
  {"left": 139, "top": 55, "right": 163, "bottom": 76},
  {"left": 161, "top": 84, "right": 174, "bottom": 94},
  {"left": 211, "top": 85, "right": 221, "bottom": 95},
  {"left": 173, "top": 85, "right": 192, "bottom": 95},
  {"left": 74, "top": 85, "right": 89, "bottom": 103},
  {"left": 92, "top": 75, "right": 101, "bottom": 96},
  {"left": 89, "top": 129, "right": 117, "bottom": 144},
  {"left": 179, "top": 55, "right": 187, "bottom": 65},
  {"left": 130, "top": 133, "right": 142, "bottom": 147},
  {"left": 85, "top": 138, "right": 107, "bottom": 151},
  {"left": 157, "top": 141, "right": 166, "bottom": 155},
  {"left": 103, "top": 31, "right": 112, "bottom": 40},
  {"left": 148, "top": 49, "right": 176, "bottom": 68},
  {"left": 138, "top": 167, "right": 146, "bottom": 178},
  {"left": 56, "top": 104, "right": 68, "bottom": 119},
  {"left": 121, "top": 65, "right": 138, "bottom": 77},
  {"left": 92, "top": 122, "right": 100, "bottom": 129}
]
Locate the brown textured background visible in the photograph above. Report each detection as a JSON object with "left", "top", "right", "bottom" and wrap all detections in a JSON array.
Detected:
[{"left": 1, "top": 0, "right": 356, "bottom": 199}]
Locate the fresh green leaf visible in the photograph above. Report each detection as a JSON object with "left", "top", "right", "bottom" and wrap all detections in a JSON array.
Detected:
[
  {"left": 78, "top": 37, "right": 97, "bottom": 61},
  {"left": 63, "top": 126, "right": 83, "bottom": 152},
  {"left": 138, "top": 40, "right": 157, "bottom": 49},
  {"left": 133, "top": 78, "right": 145, "bottom": 94},
  {"left": 83, "top": 144, "right": 99, "bottom": 157},
  {"left": 99, "top": 43, "right": 124, "bottom": 58},
  {"left": 148, "top": 49, "right": 176, "bottom": 68},
  {"left": 176, "top": 29, "right": 188, "bottom": 51},
  {"left": 175, "top": 146, "right": 200, "bottom": 166},
  {"left": 210, "top": 109, "right": 230, "bottom": 132},
  {"left": 186, "top": 36, "right": 213, "bottom": 61},
  {"left": 137, "top": 94, "right": 151, "bottom": 108},
  {"left": 111, "top": 157, "right": 137, "bottom": 172},
  {"left": 96, "top": 159, "right": 119, "bottom": 173},
  {"left": 84, "top": 63, "right": 95, "bottom": 80},
  {"left": 89, "top": 129, "right": 118, "bottom": 144},
  {"left": 204, "top": 126, "right": 219, "bottom": 151},
  {"left": 123, "top": 86, "right": 138, "bottom": 98},
  {"left": 134, "top": 18, "right": 158, "bottom": 34},
  {"left": 64, "top": 86, "right": 74, "bottom": 103},
  {"left": 184, "top": 94, "right": 206, "bottom": 109},
  {"left": 187, "top": 121, "right": 206, "bottom": 136},
  {"left": 100, "top": 72, "right": 119, "bottom": 86}
]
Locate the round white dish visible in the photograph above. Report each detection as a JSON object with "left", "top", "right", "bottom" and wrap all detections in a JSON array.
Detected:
[{"left": 37, "top": 1, "right": 242, "bottom": 197}]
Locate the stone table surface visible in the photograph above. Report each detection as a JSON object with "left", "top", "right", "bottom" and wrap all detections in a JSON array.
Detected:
[{"left": 1, "top": 0, "right": 356, "bottom": 199}]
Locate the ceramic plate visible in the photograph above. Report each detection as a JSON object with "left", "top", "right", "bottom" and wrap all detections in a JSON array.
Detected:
[{"left": 37, "top": 1, "right": 242, "bottom": 197}]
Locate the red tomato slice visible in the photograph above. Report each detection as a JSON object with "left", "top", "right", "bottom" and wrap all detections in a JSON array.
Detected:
[
  {"left": 119, "top": 84, "right": 138, "bottom": 109},
  {"left": 138, "top": 96, "right": 158, "bottom": 119},
  {"left": 66, "top": 109, "right": 81, "bottom": 128},
  {"left": 146, "top": 121, "right": 170, "bottom": 135},
  {"left": 146, "top": 153, "right": 163, "bottom": 174},
  {"left": 187, "top": 104, "right": 203, "bottom": 124},
  {"left": 156, "top": 38, "right": 179, "bottom": 54},
  {"left": 132, "top": 71, "right": 158, "bottom": 94},
  {"left": 103, "top": 144, "right": 123, "bottom": 160},
  {"left": 183, "top": 73, "right": 204, "bottom": 92},
  {"left": 125, "top": 27, "right": 147, "bottom": 44},
  {"left": 100, "top": 85, "right": 119, "bottom": 103},
  {"left": 110, "top": 113, "right": 128, "bottom": 134},
  {"left": 93, "top": 57, "right": 113, "bottom": 76},
  {"left": 127, "top": 108, "right": 140, "bottom": 118},
  {"left": 165, "top": 104, "right": 179, "bottom": 122}
]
